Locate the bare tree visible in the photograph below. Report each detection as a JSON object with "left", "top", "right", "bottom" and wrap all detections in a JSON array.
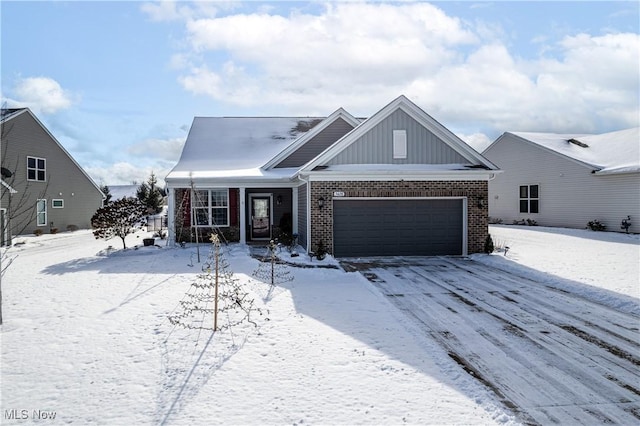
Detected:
[{"left": 0, "top": 107, "right": 50, "bottom": 325}]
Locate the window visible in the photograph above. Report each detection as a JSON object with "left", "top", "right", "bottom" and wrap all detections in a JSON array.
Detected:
[
  {"left": 27, "top": 156, "right": 46, "bottom": 181},
  {"left": 52, "top": 199, "right": 64, "bottom": 208},
  {"left": 192, "top": 189, "right": 229, "bottom": 227},
  {"left": 393, "top": 130, "right": 407, "bottom": 159},
  {"left": 519, "top": 185, "right": 539, "bottom": 213},
  {"left": 36, "top": 199, "right": 47, "bottom": 226}
]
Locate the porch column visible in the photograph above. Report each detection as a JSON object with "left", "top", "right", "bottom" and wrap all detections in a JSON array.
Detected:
[
  {"left": 167, "top": 187, "right": 175, "bottom": 247},
  {"left": 239, "top": 187, "right": 246, "bottom": 244},
  {"left": 292, "top": 187, "right": 298, "bottom": 234}
]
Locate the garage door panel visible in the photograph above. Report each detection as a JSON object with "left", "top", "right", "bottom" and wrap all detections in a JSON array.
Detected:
[{"left": 333, "top": 199, "right": 463, "bottom": 257}]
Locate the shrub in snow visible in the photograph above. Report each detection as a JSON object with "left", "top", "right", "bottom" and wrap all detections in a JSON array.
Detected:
[
  {"left": 587, "top": 220, "right": 607, "bottom": 232},
  {"left": 621, "top": 216, "right": 631, "bottom": 233},
  {"left": 91, "top": 197, "right": 147, "bottom": 249},
  {"left": 484, "top": 234, "right": 495, "bottom": 254}
]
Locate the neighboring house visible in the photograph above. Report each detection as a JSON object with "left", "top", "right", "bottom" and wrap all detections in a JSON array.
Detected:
[
  {"left": 165, "top": 96, "right": 499, "bottom": 257},
  {"left": 483, "top": 128, "right": 640, "bottom": 233},
  {"left": 108, "top": 184, "right": 139, "bottom": 201},
  {"left": 0, "top": 108, "right": 104, "bottom": 245}
]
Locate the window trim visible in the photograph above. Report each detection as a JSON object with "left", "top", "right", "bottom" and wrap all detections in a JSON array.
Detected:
[
  {"left": 519, "top": 184, "right": 539, "bottom": 214},
  {"left": 52, "top": 199, "right": 64, "bottom": 208},
  {"left": 393, "top": 130, "right": 407, "bottom": 159},
  {"left": 36, "top": 199, "right": 47, "bottom": 226},
  {"left": 27, "top": 156, "right": 46, "bottom": 182},
  {"left": 191, "top": 188, "right": 230, "bottom": 228}
]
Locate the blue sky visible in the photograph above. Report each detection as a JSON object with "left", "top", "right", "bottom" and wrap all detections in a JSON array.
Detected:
[{"left": 2, "top": 1, "right": 638, "bottom": 186}]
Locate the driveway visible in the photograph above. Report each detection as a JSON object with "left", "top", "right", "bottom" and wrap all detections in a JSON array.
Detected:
[{"left": 340, "top": 257, "right": 640, "bottom": 425}]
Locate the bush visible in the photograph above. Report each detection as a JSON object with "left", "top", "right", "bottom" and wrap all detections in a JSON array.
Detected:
[
  {"left": 33, "top": 229, "right": 43, "bottom": 237},
  {"left": 91, "top": 197, "right": 147, "bottom": 249},
  {"left": 315, "top": 240, "right": 327, "bottom": 260},
  {"left": 66, "top": 224, "right": 79, "bottom": 232},
  {"left": 50, "top": 228, "right": 59, "bottom": 234},
  {"left": 484, "top": 234, "right": 495, "bottom": 254},
  {"left": 587, "top": 220, "right": 606, "bottom": 231}
]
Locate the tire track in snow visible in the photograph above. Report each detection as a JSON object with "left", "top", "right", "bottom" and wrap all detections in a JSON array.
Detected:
[{"left": 355, "top": 257, "right": 640, "bottom": 425}]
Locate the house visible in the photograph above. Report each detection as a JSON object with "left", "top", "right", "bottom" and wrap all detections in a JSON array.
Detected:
[
  {"left": 108, "top": 184, "right": 139, "bottom": 201},
  {"left": 483, "top": 128, "right": 639, "bottom": 233},
  {"left": 0, "top": 108, "right": 104, "bottom": 245},
  {"left": 165, "top": 96, "right": 499, "bottom": 257}
]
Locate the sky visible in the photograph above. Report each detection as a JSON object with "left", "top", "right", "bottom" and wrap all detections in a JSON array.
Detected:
[{"left": 1, "top": 1, "right": 638, "bottom": 187}]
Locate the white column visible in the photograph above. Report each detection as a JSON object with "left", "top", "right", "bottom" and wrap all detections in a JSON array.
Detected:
[
  {"left": 167, "top": 187, "right": 175, "bottom": 247},
  {"left": 291, "top": 186, "right": 298, "bottom": 234},
  {"left": 239, "top": 187, "right": 246, "bottom": 244}
]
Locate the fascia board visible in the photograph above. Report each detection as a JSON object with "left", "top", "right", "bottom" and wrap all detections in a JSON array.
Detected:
[
  {"left": 300, "top": 170, "right": 500, "bottom": 182},
  {"left": 262, "top": 108, "right": 361, "bottom": 170},
  {"left": 394, "top": 100, "right": 499, "bottom": 169},
  {"left": 21, "top": 109, "right": 105, "bottom": 196},
  {"left": 0, "top": 108, "right": 28, "bottom": 124},
  {"left": 301, "top": 95, "right": 499, "bottom": 172}
]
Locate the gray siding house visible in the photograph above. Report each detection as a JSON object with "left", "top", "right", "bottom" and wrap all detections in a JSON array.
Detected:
[
  {"left": 165, "top": 96, "right": 499, "bottom": 257},
  {"left": 483, "top": 128, "right": 639, "bottom": 233},
  {"left": 0, "top": 108, "right": 104, "bottom": 245}
]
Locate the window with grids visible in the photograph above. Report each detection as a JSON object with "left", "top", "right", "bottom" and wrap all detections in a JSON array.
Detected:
[
  {"left": 192, "top": 189, "right": 229, "bottom": 227},
  {"left": 36, "top": 199, "right": 47, "bottom": 226},
  {"left": 27, "top": 156, "right": 46, "bottom": 181},
  {"left": 519, "top": 184, "right": 539, "bottom": 213}
]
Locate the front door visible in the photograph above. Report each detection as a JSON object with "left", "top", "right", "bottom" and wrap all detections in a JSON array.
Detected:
[{"left": 250, "top": 196, "right": 271, "bottom": 239}]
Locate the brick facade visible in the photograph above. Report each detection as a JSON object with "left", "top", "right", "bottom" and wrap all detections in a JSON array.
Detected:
[{"left": 309, "top": 180, "right": 489, "bottom": 255}]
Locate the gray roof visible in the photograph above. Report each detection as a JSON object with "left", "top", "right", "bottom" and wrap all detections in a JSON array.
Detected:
[
  {"left": 507, "top": 127, "right": 639, "bottom": 174},
  {"left": 168, "top": 117, "right": 324, "bottom": 178}
]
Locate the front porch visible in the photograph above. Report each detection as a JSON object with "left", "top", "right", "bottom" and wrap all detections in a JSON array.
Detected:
[{"left": 169, "top": 187, "right": 297, "bottom": 246}]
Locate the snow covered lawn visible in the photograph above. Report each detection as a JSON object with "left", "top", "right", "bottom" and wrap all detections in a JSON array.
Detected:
[{"left": 1, "top": 225, "right": 638, "bottom": 425}]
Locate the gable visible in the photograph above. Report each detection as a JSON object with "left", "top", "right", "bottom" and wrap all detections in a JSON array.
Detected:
[
  {"left": 485, "top": 128, "right": 640, "bottom": 175},
  {"left": 326, "top": 108, "right": 470, "bottom": 166},
  {"left": 1, "top": 110, "right": 103, "bottom": 196},
  {"left": 275, "top": 117, "right": 356, "bottom": 168}
]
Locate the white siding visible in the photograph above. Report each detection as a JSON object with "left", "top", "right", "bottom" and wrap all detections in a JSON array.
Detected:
[{"left": 485, "top": 135, "right": 640, "bottom": 233}]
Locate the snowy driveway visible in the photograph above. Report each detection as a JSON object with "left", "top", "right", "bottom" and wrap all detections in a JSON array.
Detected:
[{"left": 340, "top": 257, "right": 640, "bottom": 425}]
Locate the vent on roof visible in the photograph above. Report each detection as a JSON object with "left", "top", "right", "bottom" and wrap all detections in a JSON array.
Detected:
[{"left": 567, "top": 138, "right": 589, "bottom": 148}]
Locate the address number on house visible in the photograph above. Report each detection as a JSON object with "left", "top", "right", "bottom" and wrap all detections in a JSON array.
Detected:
[{"left": 333, "top": 191, "right": 345, "bottom": 197}]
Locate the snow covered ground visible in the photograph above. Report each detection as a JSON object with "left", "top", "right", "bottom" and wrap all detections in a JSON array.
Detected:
[{"left": 1, "top": 225, "right": 638, "bottom": 425}]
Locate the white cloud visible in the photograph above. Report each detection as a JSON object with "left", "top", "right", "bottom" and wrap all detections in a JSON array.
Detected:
[
  {"left": 164, "top": 1, "right": 638, "bottom": 133},
  {"left": 458, "top": 132, "right": 493, "bottom": 153},
  {"left": 6, "top": 77, "right": 75, "bottom": 114},
  {"left": 86, "top": 162, "right": 171, "bottom": 187},
  {"left": 127, "top": 137, "right": 186, "bottom": 162}
]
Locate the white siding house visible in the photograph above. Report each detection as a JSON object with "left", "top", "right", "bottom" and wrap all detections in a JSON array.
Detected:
[{"left": 483, "top": 128, "right": 639, "bottom": 234}]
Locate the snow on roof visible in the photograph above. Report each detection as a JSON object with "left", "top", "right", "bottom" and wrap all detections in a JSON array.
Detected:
[
  {"left": 167, "top": 117, "right": 323, "bottom": 179},
  {"left": 511, "top": 127, "right": 640, "bottom": 174}
]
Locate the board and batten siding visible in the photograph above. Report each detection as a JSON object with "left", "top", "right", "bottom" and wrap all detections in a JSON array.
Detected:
[
  {"left": 485, "top": 135, "right": 640, "bottom": 233},
  {"left": 297, "top": 183, "right": 308, "bottom": 248},
  {"left": 1, "top": 111, "right": 104, "bottom": 237},
  {"left": 275, "top": 118, "right": 355, "bottom": 168},
  {"left": 327, "top": 109, "right": 470, "bottom": 166}
]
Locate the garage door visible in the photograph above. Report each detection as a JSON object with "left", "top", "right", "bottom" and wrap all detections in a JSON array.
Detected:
[{"left": 333, "top": 199, "right": 463, "bottom": 257}]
